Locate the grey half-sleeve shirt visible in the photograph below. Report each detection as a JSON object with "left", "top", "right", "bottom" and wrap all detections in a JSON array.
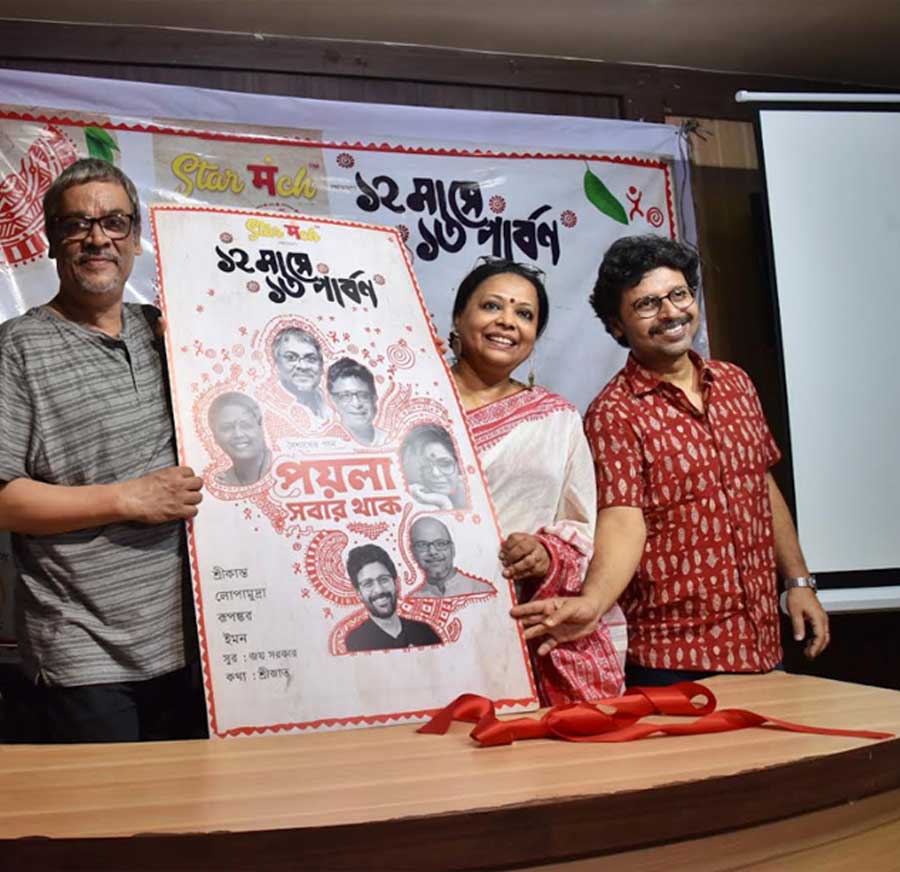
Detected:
[{"left": 0, "top": 303, "right": 191, "bottom": 685}]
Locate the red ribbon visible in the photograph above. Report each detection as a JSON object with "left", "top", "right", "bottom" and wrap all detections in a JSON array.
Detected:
[{"left": 418, "top": 682, "right": 894, "bottom": 747}]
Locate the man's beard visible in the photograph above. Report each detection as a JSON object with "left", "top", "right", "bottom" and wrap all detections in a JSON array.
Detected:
[
  {"left": 368, "top": 591, "right": 397, "bottom": 618},
  {"left": 73, "top": 253, "right": 122, "bottom": 295}
]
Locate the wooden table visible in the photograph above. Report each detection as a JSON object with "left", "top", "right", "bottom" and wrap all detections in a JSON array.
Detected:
[{"left": 2, "top": 672, "right": 899, "bottom": 870}]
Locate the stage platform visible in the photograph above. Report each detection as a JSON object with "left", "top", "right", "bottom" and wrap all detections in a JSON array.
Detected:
[{"left": 2, "top": 672, "right": 899, "bottom": 870}]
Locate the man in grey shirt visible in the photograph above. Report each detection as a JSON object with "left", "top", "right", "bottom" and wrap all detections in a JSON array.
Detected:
[{"left": 0, "top": 158, "right": 205, "bottom": 742}]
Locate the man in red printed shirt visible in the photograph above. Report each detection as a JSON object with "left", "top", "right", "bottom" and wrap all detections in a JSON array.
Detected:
[{"left": 513, "top": 235, "right": 829, "bottom": 686}]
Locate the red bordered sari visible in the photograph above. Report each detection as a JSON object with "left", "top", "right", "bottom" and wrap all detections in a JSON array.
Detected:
[{"left": 467, "top": 386, "right": 626, "bottom": 704}]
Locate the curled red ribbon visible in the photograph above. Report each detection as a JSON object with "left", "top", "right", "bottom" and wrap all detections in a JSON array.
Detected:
[{"left": 418, "top": 682, "right": 894, "bottom": 746}]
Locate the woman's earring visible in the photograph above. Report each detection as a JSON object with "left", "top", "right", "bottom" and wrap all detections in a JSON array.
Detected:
[{"left": 527, "top": 357, "right": 536, "bottom": 389}]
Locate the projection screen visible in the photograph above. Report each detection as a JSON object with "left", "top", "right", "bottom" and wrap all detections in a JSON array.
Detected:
[{"left": 758, "top": 108, "right": 900, "bottom": 574}]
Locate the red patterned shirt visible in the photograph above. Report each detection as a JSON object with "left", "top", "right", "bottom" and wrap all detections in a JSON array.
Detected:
[{"left": 584, "top": 352, "right": 782, "bottom": 674}]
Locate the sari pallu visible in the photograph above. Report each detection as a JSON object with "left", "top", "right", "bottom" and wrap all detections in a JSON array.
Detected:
[{"left": 467, "top": 386, "right": 626, "bottom": 704}]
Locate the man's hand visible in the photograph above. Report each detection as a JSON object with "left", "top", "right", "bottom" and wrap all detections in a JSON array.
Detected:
[
  {"left": 118, "top": 466, "right": 204, "bottom": 525},
  {"left": 511, "top": 594, "right": 602, "bottom": 656},
  {"left": 499, "top": 533, "right": 550, "bottom": 582},
  {"left": 786, "top": 587, "right": 830, "bottom": 659}
]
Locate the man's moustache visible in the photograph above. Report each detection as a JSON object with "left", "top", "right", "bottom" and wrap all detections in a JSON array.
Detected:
[
  {"left": 77, "top": 253, "right": 117, "bottom": 264},
  {"left": 650, "top": 314, "right": 692, "bottom": 335}
]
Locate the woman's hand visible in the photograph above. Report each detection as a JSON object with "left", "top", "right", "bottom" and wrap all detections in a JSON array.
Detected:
[
  {"left": 409, "top": 484, "right": 454, "bottom": 510},
  {"left": 499, "top": 532, "right": 550, "bottom": 581}
]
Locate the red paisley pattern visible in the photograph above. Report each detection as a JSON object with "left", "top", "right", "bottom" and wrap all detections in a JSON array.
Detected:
[
  {"left": 584, "top": 352, "right": 782, "bottom": 674},
  {"left": 530, "top": 531, "right": 625, "bottom": 705}
]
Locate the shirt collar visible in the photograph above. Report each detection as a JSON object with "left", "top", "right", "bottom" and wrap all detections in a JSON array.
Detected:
[{"left": 623, "top": 349, "right": 714, "bottom": 396}]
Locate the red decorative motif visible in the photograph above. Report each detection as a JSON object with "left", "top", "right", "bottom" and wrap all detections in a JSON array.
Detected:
[
  {"left": 346, "top": 521, "right": 389, "bottom": 541},
  {"left": 560, "top": 209, "right": 578, "bottom": 228},
  {"left": 336, "top": 152, "right": 355, "bottom": 169},
  {"left": 444, "top": 617, "right": 463, "bottom": 643},
  {"left": 305, "top": 530, "right": 357, "bottom": 605},
  {"left": 488, "top": 195, "right": 506, "bottom": 214},
  {"left": 386, "top": 340, "right": 415, "bottom": 369},
  {"left": 0, "top": 125, "right": 77, "bottom": 266}
]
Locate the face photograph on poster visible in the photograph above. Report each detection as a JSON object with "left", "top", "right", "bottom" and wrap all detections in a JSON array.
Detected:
[{"left": 153, "top": 206, "right": 536, "bottom": 736}]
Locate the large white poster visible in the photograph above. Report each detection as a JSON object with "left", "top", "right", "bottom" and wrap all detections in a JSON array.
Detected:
[{"left": 153, "top": 205, "right": 536, "bottom": 736}]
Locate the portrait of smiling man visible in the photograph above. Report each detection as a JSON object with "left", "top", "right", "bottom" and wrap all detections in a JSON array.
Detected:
[
  {"left": 326, "top": 357, "right": 388, "bottom": 446},
  {"left": 344, "top": 544, "right": 440, "bottom": 653},
  {"left": 272, "top": 326, "right": 331, "bottom": 424},
  {"left": 409, "top": 517, "right": 494, "bottom": 598}
]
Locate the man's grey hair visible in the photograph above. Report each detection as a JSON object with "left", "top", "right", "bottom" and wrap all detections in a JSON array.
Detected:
[{"left": 43, "top": 158, "right": 141, "bottom": 235}]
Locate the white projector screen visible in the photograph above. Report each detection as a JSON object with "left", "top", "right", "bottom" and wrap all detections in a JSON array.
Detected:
[{"left": 759, "top": 109, "right": 900, "bottom": 573}]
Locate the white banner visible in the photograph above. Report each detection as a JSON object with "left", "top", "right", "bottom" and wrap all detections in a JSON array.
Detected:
[{"left": 0, "top": 68, "right": 703, "bottom": 658}]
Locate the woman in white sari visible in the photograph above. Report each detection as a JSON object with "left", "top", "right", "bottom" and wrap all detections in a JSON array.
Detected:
[{"left": 449, "top": 259, "right": 626, "bottom": 704}]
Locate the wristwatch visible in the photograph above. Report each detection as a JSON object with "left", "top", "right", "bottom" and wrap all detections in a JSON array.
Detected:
[{"left": 784, "top": 574, "right": 818, "bottom": 593}]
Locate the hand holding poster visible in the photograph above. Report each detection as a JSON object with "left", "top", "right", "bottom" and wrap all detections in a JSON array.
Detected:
[{"left": 153, "top": 205, "right": 537, "bottom": 736}]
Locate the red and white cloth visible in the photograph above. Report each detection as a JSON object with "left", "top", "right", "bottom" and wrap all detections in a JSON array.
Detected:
[
  {"left": 468, "top": 385, "right": 626, "bottom": 704},
  {"left": 584, "top": 352, "right": 782, "bottom": 674}
]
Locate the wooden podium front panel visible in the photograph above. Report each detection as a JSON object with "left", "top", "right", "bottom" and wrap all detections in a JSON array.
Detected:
[{"left": 2, "top": 672, "right": 899, "bottom": 870}]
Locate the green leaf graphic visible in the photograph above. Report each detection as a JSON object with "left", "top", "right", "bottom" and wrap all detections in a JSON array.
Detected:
[
  {"left": 583, "top": 167, "right": 628, "bottom": 225},
  {"left": 85, "top": 126, "right": 120, "bottom": 164}
]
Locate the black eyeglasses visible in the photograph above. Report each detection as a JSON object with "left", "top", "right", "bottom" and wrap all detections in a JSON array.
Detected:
[
  {"left": 54, "top": 213, "right": 135, "bottom": 242},
  {"left": 631, "top": 285, "right": 696, "bottom": 319},
  {"left": 412, "top": 539, "right": 453, "bottom": 555},
  {"left": 420, "top": 457, "right": 457, "bottom": 476},
  {"left": 332, "top": 389, "right": 374, "bottom": 405}
]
